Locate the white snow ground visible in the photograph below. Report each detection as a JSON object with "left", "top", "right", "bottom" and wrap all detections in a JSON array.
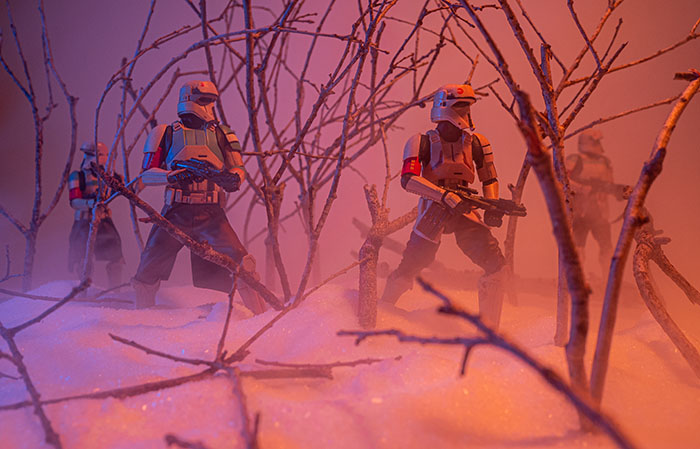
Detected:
[{"left": 1, "top": 280, "right": 698, "bottom": 449}]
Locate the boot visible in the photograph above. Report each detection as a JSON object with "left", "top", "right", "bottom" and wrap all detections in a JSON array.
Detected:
[
  {"left": 478, "top": 267, "right": 506, "bottom": 331},
  {"left": 238, "top": 279, "right": 267, "bottom": 315},
  {"left": 106, "top": 260, "right": 124, "bottom": 289},
  {"left": 380, "top": 271, "right": 413, "bottom": 305},
  {"left": 237, "top": 254, "right": 267, "bottom": 315},
  {"left": 131, "top": 278, "right": 159, "bottom": 308}
]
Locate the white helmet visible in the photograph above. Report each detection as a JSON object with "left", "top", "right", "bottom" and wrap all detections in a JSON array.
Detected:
[
  {"left": 430, "top": 84, "right": 476, "bottom": 130},
  {"left": 80, "top": 141, "right": 109, "bottom": 167},
  {"left": 578, "top": 129, "right": 604, "bottom": 155},
  {"left": 177, "top": 80, "right": 219, "bottom": 123}
]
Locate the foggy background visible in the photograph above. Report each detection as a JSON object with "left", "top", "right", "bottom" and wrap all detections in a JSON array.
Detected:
[{"left": 1, "top": 0, "right": 698, "bottom": 329}]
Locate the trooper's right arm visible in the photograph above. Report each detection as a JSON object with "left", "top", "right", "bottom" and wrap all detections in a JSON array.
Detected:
[
  {"left": 400, "top": 133, "right": 462, "bottom": 209},
  {"left": 140, "top": 124, "right": 178, "bottom": 186},
  {"left": 68, "top": 171, "right": 94, "bottom": 210}
]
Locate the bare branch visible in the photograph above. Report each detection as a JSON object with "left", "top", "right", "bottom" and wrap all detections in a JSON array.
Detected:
[
  {"left": 0, "top": 368, "right": 217, "bottom": 412},
  {"left": 563, "top": 95, "right": 681, "bottom": 141},
  {"left": 0, "top": 321, "right": 63, "bottom": 448},
  {"left": 0, "top": 287, "right": 131, "bottom": 305},
  {"left": 0, "top": 204, "right": 27, "bottom": 235},
  {"left": 513, "top": 88, "right": 592, "bottom": 425},
  {"left": 590, "top": 70, "right": 700, "bottom": 404},
  {"left": 7, "top": 279, "right": 90, "bottom": 336},
  {"left": 211, "top": 284, "right": 235, "bottom": 362},
  {"left": 567, "top": 0, "right": 600, "bottom": 68},
  {"left": 340, "top": 279, "right": 638, "bottom": 449},
  {"left": 513, "top": 0, "right": 566, "bottom": 73},
  {"left": 254, "top": 356, "right": 396, "bottom": 370},
  {"left": 109, "top": 333, "right": 218, "bottom": 368},
  {"left": 633, "top": 229, "right": 700, "bottom": 378},
  {"left": 225, "top": 367, "right": 260, "bottom": 449},
  {"left": 565, "top": 28, "right": 700, "bottom": 88},
  {"left": 555, "top": 1, "right": 623, "bottom": 96}
]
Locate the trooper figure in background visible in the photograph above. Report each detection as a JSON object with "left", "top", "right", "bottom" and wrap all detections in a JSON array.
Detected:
[
  {"left": 381, "top": 84, "right": 507, "bottom": 329},
  {"left": 68, "top": 141, "right": 125, "bottom": 288},
  {"left": 566, "top": 129, "right": 628, "bottom": 278},
  {"left": 132, "top": 80, "right": 266, "bottom": 313}
]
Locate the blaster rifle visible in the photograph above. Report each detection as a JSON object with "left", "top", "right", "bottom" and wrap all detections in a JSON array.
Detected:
[
  {"left": 414, "top": 184, "right": 527, "bottom": 240},
  {"left": 449, "top": 185, "right": 527, "bottom": 217},
  {"left": 572, "top": 177, "right": 631, "bottom": 199},
  {"left": 171, "top": 158, "right": 240, "bottom": 192}
]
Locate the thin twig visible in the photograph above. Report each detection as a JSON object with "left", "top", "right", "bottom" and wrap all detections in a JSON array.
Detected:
[{"left": 7, "top": 279, "right": 90, "bottom": 336}]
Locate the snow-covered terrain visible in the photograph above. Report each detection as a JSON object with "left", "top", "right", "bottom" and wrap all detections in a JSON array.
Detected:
[{"left": 1, "top": 279, "right": 698, "bottom": 449}]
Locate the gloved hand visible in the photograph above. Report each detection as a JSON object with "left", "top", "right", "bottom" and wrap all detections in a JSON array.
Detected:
[
  {"left": 616, "top": 184, "right": 633, "bottom": 201},
  {"left": 213, "top": 171, "right": 241, "bottom": 192},
  {"left": 167, "top": 168, "right": 196, "bottom": 186},
  {"left": 484, "top": 209, "right": 504, "bottom": 227},
  {"left": 442, "top": 191, "right": 463, "bottom": 209}
]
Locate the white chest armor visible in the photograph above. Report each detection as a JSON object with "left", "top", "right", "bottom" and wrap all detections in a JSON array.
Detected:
[
  {"left": 165, "top": 122, "right": 225, "bottom": 170},
  {"left": 577, "top": 153, "right": 612, "bottom": 184},
  {"left": 421, "top": 129, "right": 475, "bottom": 186}
]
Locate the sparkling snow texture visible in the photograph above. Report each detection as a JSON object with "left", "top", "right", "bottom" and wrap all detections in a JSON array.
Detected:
[{"left": 1, "top": 280, "right": 698, "bottom": 448}]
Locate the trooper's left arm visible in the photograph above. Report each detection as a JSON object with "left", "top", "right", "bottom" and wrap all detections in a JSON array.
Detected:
[
  {"left": 473, "top": 133, "right": 499, "bottom": 199},
  {"left": 473, "top": 133, "right": 503, "bottom": 226},
  {"left": 217, "top": 125, "right": 246, "bottom": 191},
  {"left": 604, "top": 156, "right": 631, "bottom": 200}
]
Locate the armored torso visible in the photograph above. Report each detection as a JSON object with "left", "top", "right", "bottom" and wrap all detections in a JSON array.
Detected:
[
  {"left": 421, "top": 129, "right": 476, "bottom": 186},
  {"left": 567, "top": 152, "right": 614, "bottom": 218},
  {"left": 68, "top": 167, "right": 121, "bottom": 219},
  {"left": 76, "top": 168, "right": 99, "bottom": 198},
  {"left": 574, "top": 152, "right": 613, "bottom": 184},
  {"left": 163, "top": 121, "right": 227, "bottom": 200},
  {"left": 166, "top": 121, "right": 225, "bottom": 171}
]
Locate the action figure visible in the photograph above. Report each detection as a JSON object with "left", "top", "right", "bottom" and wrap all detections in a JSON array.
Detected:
[
  {"left": 381, "top": 84, "right": 515, "bottom": 330},
  {"left": 68, "top": 141, "right": 125, "bottom": 288},
  {"left": 566, "top": 129, "right": 628, "bottom": 278},
  {"left": 131, "top": 80, "right": 266, "bottom": 313}
]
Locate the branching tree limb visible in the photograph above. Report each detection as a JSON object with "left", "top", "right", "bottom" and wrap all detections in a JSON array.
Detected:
[
  {"left": 0, "top": 0, "right": 78, "bottom": 290},
  {"left": 633, "top": 223, "right": 700, "bottom": 378},
  {"left": 590, "top": 70, "right": 700, "bottom": 405},
  {"left": 339, "top": 278, "right": 638, "bottom": 449},
  {"left": 513, "top": 88, "right": 592, "bottom": 426},
  {"left": 0, "top": 280, "right": 89, "bottom": 448},
  {"left": 0, "top": 321, "right": 63, "bottom": 448}
]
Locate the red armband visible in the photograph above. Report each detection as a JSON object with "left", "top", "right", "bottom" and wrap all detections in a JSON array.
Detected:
[
  {"left": 401, "top": 157, "right": 421, "bottom": 176},
  {"left": 69, "top": 187, "right": 82, "bottom": 200},
  {"left": 143, "top": 146, "right": 164, "bottom": 170}
]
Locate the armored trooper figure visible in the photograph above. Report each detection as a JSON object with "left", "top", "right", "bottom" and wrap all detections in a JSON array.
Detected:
[
  {"left": 566, "top": 130, "right": 628, "bottom": 278},
  {"left": 132, "top": 80, "right": 266, "bottom": 313},
  {"left": 381, "top": 84, "right": 507, "bottom": 329},
  {"left": 68, "top": 141, "right": 125, "bottom": 287}
]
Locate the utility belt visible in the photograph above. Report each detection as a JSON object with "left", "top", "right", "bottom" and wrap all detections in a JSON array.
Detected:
[{"left": 164, "top": 186, "right": 224, "bottom": 206}]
